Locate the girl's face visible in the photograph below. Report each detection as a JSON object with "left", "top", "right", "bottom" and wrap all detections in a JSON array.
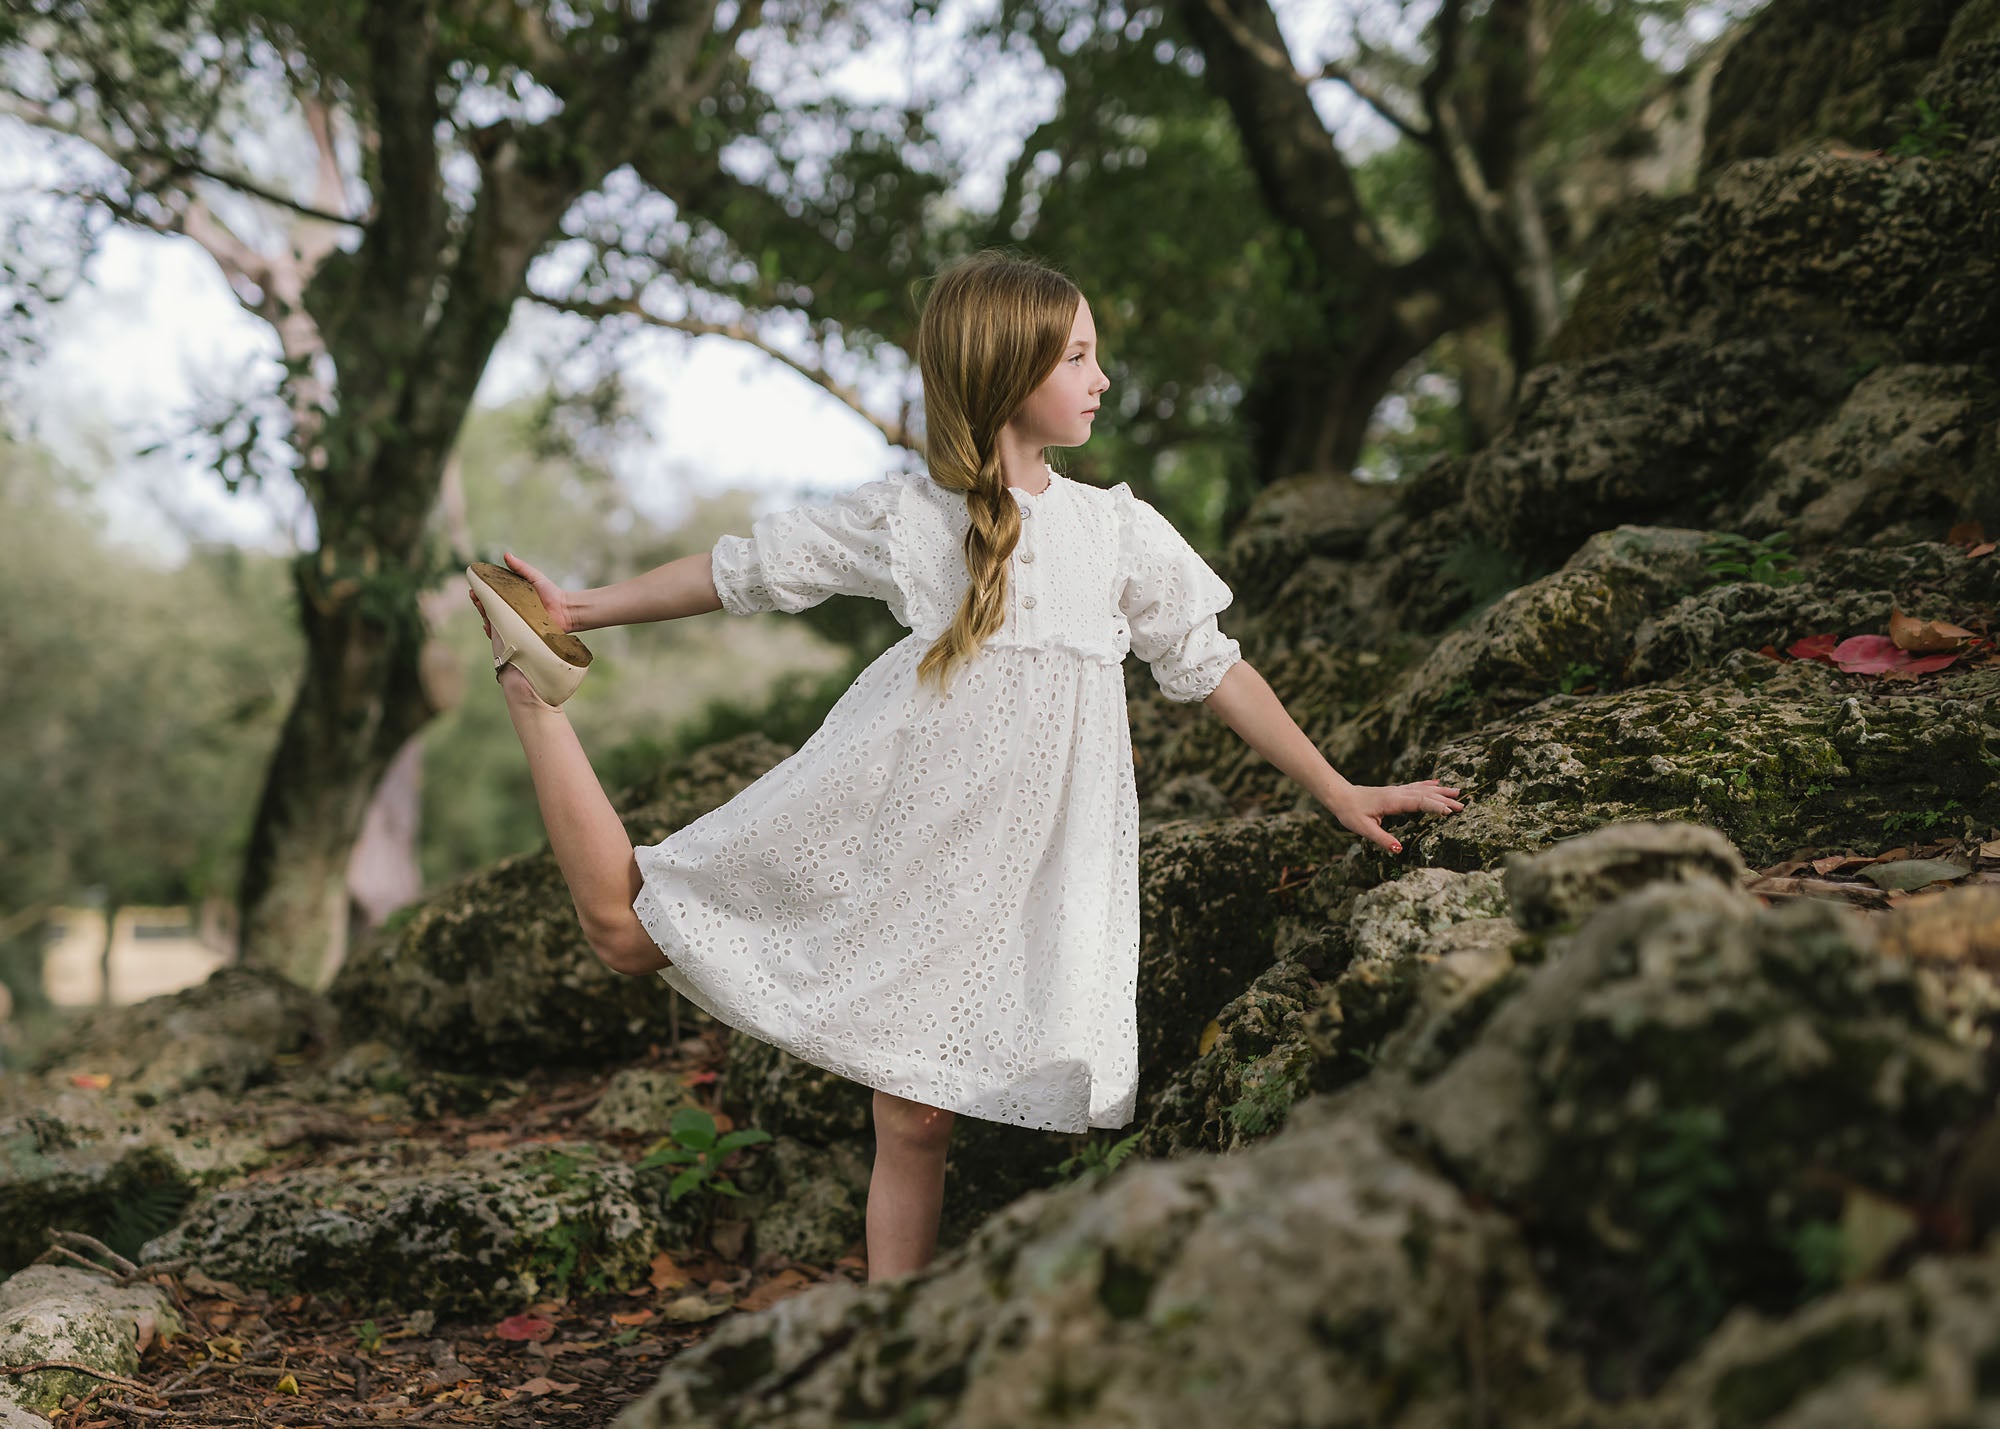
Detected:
[{"left": 1009, "top": 296, "right": 1108, "bottom": 450}]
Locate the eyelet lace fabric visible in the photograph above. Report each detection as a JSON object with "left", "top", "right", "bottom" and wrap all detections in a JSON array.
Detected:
[{"left": 632, "top": 464, "right": 1242, "bottom": 1132}]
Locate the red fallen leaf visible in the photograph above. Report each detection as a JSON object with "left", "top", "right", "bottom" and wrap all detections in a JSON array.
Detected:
[
  {"left": 1758, "top": 644, "right": 1787, "bottom": 660},
  {"left": 494, "top": 1314, "right": 556, "bottom": 1342},
  {"left": 1969, "top": 542, "right": 1997, "bottom": 559},
  {"left": 1827, "top": 635, "right": 1959, "bottom": 675},
  {"left": 682, "top": 1070, "right": 718, "bottom": 1086},
  {"left": 1878, "top": 654, "right": 1963, "bottom": 679},
  {"left": 68, "top": 1073, "right": 113, "bottom": 1090},
  {"left": 1788, "top": 633, "right": 1840, "bottom": 664},
  {"left": 1889, "top": 607, "right": 1979, "bottom": 654}
]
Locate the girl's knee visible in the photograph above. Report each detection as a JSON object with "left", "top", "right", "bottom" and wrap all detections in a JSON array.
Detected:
[{"left": 873, "top": 1089, "right": 955, "bottom": 1154}]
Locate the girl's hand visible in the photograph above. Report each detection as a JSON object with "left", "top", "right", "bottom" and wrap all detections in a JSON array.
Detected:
[
  {"left": 499, "top": 551, "right": 578, "bottom": 632},
  {"left": 1325, "top": 780, "right": 1465, "bottom": 855}
]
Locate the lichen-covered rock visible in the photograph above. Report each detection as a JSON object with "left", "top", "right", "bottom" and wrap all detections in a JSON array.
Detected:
[
  {"left": 1547, "top": 193, "right": 1699, "bottom": 362},
  {"left": 1409, "top": 655, "right": 2000, "bottom": 870},
  {"left": 23, "top": 964, "right": 336, "bottom": 1107},
  {"left": 583, "top": 1067, "right": 705, "bottom": 1137},
  {"left": 139, "top": 1140, "right": 670, "bottom": 1317},
  {"left": 1630, "top": 1252, "right": 2000, "bottom": 1427},
  {"left": 0, "top": 1401, "right": 50, "bottom": 1429},
  {"left": 1461, "top": 336, "right": 1842, "bottom": 567},
  {"left": 1699, "top": 0, "right": 1967, "bottom": 172},
  {"left": 609, "top": 1114, "right": 1589, "bottom": 1429},
  {"left": 1346, "top": 526, "right": 1715, "bottom": 772},
  {"left": 1142, "top": 866, "right": 1513, "bottom": 1157},
  {"left": 1498, "top": 820, "right": 1750, "bottom": 933},
  {"left": 1661, "top": 151, "right": 1993, "bottom": 347},
  {"left": 1396, "top": 859, "right": 1986, "bottom": 1393},
  {"left": 0, "top": 1088, "right": 277, "bottom": 1274},
  {"left": 330, "top": 733, "right": 791, "bottom": 1070},
  {"left": 1719, "top": 365, "right": 2000, "bottom": 548},
  {"left": 1626, "top": 540, "right": 1999, "bottom": 683},
  {"left": 1219, "top": 471, "right": 1397, "bottom": 612},
  {"left": 729, "top": 1137, "right": 869, "bottom": 1266},
  {"left": 0, "top": 1265, "right": 181, "bottom": 1416}
]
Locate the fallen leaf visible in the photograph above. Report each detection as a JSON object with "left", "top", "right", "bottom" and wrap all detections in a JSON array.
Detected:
[
  {"left": 1889, "top": 607, "right": 1979, "bottom": 654},
  {"left": 736, "top": 1269, "right": 814, "bottom": 1313},
  {"left": 683, "top": 1070, "right": 719, "bottom": 1086},
  {"left": 68, "top": 1073, "right": 113, "bottom": 1090},
  {"left": 511, "top": 1376, "right": 580, "bottom": 1398},
  {"left": 648, "top": 1251, "right": 688, "bottom": 1291},
  {"left": 1968, "top": 542, "right": 1996, "bottom": 559},
  {"left": 711, "top": 1219, "right": 749, "bottom": 1259},
  {"left": 274, "top": 1373, "right": 300, "bottom": 1395},
  {"left": 1198, "top": 1018, "right": 1222, "bottom": 1056},
  {"left": 1788, "top": 633, "right": 1840, "bottom": 664},
  {"left": 494, "top": 1314, "right": 556, "bottom": 1343},
  {"left": 1827, "top": 634, "right": 1957, "bottom": 675},
  {"left": 1860, "top": 859, "right": 1973, "bottom": 892},
  {"left": 465, "top": 1131, "right": 512, "bottom": 1150},
  {"left": 610, "top": 1310, "right": 654, "bottom": 1327},
  {"left": 662, "top": 1294, "right": 735, "bottom": 1323},
  {"left": 1947, "top": 520, "right": 1987, "bottom": 547}
]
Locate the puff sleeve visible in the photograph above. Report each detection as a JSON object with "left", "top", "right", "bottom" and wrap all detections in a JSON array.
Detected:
[
  {"left": 710, "top": 474, "right": 909, "bottom": 622},
  {"left": 1113, "top": 482, "right": 1243, "bottom": 702}
]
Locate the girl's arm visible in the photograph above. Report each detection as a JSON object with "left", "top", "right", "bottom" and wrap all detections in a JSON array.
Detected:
[
  {"left": 568, "top": 552, "right": 725, "bottom": 631},
  {"left": 1199, "top": 660, "right": 1463, "bottom": 853}
]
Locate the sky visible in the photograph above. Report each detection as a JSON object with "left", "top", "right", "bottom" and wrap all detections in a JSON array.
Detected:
[{"left": 0, "top": 0, "right": 1732, "bottom": 565}]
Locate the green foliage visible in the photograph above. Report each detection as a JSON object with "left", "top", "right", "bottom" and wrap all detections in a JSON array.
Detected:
[
  {"left": 1051, "top": 1130, "right": 1143, "bottom": 1186},
  {"left": 1888, "top": 97, "right": 1969, "bottom": 157},
  {"left": 1437, "top": 539, "right": 1541, "bottom": 625},
  {"left": 1880, "top": 799, "right": 1962, "bottom": 837},
  {"left": 1788, "top": 1218, "right": 1847, "bottom": 1296},
  {"left": 1558, "top": 662, "right": 1603, "bottom": 694},
  {"left": 634, "top": 1106, "right": 772, "bottom": 1206},
  {"left": 352, "top": 1319, "right": 384, "bottom": 1355},
  {"left": 100, "top": 1181, "right": 196, "bottom": 1262},
  {"left": 1634, "top": 1106, "right": 1739, "bottom": 1332},
  {"left": 1700, "top": 530, "right": 1802, "bottom": 587}
]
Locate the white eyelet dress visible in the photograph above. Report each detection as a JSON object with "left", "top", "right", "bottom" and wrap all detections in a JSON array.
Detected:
[{"left": 629, "top": 463, "right": 1242, "bottom": 1132}]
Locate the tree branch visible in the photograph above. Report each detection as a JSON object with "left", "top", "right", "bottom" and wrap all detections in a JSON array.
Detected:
[{"left": 544, "top": 294, "right": 915, "bottom": 451}]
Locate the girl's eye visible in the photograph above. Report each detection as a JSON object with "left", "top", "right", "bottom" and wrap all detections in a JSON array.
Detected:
[{"left": 1070, "top": 354, "right": 1084, "bottom": 364}]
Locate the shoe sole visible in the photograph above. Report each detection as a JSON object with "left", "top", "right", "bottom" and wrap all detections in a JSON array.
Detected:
[{"left": 468, "top": 562, "right": 594, "bottom": 669}]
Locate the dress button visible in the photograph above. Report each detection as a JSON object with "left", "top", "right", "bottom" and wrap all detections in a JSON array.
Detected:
[
  {"left": 1019, "top": 550, "right": 1035, "bottom": 564},
  {"left": 1022, "top": 594, "right": 1037, "bottom": 608},
  {"left": 1019, "top": 505, "right": 1032, "bottom": 517}
]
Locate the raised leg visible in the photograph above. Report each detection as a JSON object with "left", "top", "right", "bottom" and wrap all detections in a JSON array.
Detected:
[
  {"left": 474, "top": 595, "right": 667, "bottom": 977},
  {"left": 866, "top": 1088, "right": 956, "bottom": 1281}
]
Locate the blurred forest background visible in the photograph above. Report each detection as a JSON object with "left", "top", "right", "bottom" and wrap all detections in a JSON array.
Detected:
[{"left": 0, "top": 0, "right": 1758, "bottom": 1051}]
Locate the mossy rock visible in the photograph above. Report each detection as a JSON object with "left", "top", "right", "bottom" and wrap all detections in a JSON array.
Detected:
[
  {"left": 0, "top": 1266, "right": 182, "bottom": 1416},
  {"left": 330, "top": 734, "right": 792, "bottom": 1070},
  {"left": 140, "top": 1140, "right": 678, "bottom": 1319},
  {"left": 1405, "top": 654, "right": 2000, "bottom": 871}
]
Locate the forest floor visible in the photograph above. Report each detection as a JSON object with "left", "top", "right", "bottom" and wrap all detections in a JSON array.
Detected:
[
  {"left": 30, "top": 835, "right": 2000, "bottom": 1427},
  {"left": 35, "top": 1031, "right": 865, "bottom": 1428}
]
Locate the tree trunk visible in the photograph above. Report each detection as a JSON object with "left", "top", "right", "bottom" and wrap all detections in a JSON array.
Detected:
[{"left": 235, "top": 558, "right": 436, "bottom": 990}]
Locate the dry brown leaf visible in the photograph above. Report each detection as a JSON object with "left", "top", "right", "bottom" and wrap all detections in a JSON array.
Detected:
[
  {"left": 1889, "top": 607, "right": 1979, "bottom": 654},
  {"left": 610, "top": 1309, "right": 654, "bottom": 1327},
  {"left": 647, "top": 1251, "right": 688, "bottom": 1291},
  {"left": 736, "top": 1269, "right": 814, "bottom": 1314},
  {"left": 512, "top": 1376, "right": 581, "bottom": 1397}
]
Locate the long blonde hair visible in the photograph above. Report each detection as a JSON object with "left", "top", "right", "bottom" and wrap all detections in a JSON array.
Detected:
[{"left": 911, "top": 249, "right": 1081, "bottom": 693}]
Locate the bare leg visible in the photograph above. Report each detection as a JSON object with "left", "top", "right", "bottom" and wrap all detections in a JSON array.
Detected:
[
  {"left": 866, "top": 1089, "right": 956, "bottom": 1281},
  {"left": 474, "top": 595, "right": 666, "bottom": 976}
]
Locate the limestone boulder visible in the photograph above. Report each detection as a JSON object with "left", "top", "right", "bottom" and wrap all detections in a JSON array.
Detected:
[
  {"left": 1397, "top": 830, "right": 1987, "bottom": 1392},
  {"left": 609, "top": 1113, "right": 1588, "bottom": 1429},
  {"left": 329, "top": 733, "right": 792, "bottom": 1070},
  {"left": 0, "top": 1265, "right": 181, "bottom": 1417},
  {"left": 139, "top": 1139, "right": 685, "bottom": 1318},
  {"left": 1627, "top": 539, "right": 1999, "bottom": 683},
  {"left": 21, "top": 964, "right": 336, "bottom": 1107},
  {"left": 1404, "top": 655, "right": 2000, "bottom": 871}
]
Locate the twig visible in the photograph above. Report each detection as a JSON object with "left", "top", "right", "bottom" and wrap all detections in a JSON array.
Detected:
[
  {"left": 0, "top": 1360, "right": 152, "bottom": 1393},
  {"left": 45, "top": 1228, "right": 139, "bottom": 1277},
  {"left": 93, "top": 1400, "right": 170, "bottom": 1419}
]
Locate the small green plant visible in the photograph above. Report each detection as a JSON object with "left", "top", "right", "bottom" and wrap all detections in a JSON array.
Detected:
[
  {"left": 611, "top": 1325, "right": 643, "bottom": 1347},
  {"left": 1888, "top": 97, "right": 1968, "bottom": 157},
  {"left": 1881, "top": 799, "right": 1962, "bottom": 837},
  {"left": 1558, "top": 661, "right": 1602, "bottom": 695},
  {"left": 1789, "top": 1217, "right": 1847, "bottom": 1296},
  {"left": 1700, "top": 530, "right": 1801, "bottom": 587},
  {"left": 352, "top": 1319, "right": 384, "bottom": 1355},
  {"left": 1635, "top": 1106, "right": 1739, "bottom": 1334},
  {"left": 537, "top": 1148, "right": 585, "bottom": 1192},
  {"left": 634, "top": 1106, "right": 772, "bottom": 1204},
  {"left": 1052, "top": 1130, "right": 1143, "bottom": 1185}
]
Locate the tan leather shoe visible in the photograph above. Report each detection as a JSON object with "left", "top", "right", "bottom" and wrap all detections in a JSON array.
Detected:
[{"left": 466, "top": 562, "right": 593, "bottom": 707}]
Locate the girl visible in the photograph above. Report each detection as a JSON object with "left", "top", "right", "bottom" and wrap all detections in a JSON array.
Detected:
[{"left": 466, "top": 250, "right": 1464, "bottom": 1281}]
